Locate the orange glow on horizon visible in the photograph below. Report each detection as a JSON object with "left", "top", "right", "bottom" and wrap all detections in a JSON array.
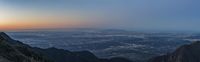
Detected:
[
  {"left": 0, "top": 18, "right": 90, "bottom": 31},
  {"left": 0, "top": 8, "right": 94, "bottom": 31}
]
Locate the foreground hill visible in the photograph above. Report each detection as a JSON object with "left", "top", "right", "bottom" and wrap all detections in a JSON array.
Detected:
[
  {"left": 149, "top": 41, "right": 200, "bottom": 62},
  {"left": 0, "top": 32, "right": 132, "bottom": 62}
]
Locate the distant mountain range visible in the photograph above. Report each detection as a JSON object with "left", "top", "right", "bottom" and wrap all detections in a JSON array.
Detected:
[
  {"left": 0, "top": 32, "right": 132, "bottom": 62},
  {"left": 149, "top": 41, "right": 200, "bottom": 62}
]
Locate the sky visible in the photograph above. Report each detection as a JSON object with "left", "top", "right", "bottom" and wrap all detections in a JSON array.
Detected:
[{"left": 0, "top": 0, "right": 200, "bottom": 32}]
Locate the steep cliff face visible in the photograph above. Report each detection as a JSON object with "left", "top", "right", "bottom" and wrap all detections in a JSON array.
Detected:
[
  {"left": 149, "top": 41, "right": 200, "bottom": 62},
  {"left": 0, "top": 32, "right": 132, "bottom": 62}
]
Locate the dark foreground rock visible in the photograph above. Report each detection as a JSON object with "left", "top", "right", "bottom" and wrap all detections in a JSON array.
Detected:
[{"left": 149, "top": 41, "right": 200, "bottom": 62}]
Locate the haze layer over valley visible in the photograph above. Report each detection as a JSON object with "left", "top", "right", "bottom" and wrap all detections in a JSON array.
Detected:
[{"left": 6, "top": 29, "right": 198, "bottom": 61}]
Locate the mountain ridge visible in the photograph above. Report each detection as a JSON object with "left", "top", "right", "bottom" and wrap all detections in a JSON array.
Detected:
[{"left": 0, "top": 32, "right": 132, "bottom": 62}]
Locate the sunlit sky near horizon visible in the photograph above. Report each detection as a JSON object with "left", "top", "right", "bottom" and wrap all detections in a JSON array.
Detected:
[{"left": 0, "top": 0, "right": 200, "bottom": 32}]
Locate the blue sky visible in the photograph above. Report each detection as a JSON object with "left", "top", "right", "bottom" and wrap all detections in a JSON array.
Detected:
[{"left": 1, "top": 0, "right": 200, "bottom": 31}]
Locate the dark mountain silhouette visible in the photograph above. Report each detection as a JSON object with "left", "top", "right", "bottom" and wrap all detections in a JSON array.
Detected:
[
  {"left": 0, "top": 32, "right": 132, "bottom": 62},
  {"left": 0, "top": 32, "right": 51, "bottom": 62},
  {"left": 148, "top": 41, "right": 200, "bottom": 62}
]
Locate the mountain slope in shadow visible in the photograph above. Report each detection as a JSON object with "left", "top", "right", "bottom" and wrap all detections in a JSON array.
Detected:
[
  {"left": 0, "top": 32, "right": 132, "bottom": 62},
  {"left": 148, "top": 41, "right": 200, "bottom": 62}
]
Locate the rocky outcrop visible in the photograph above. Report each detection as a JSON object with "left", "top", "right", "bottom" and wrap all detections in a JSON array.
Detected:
[{"left": 149, "top": 41, "right": 200, "bottom": 62}]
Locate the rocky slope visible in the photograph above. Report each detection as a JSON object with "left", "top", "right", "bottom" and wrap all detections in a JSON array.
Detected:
[
  {"left": 0, "top": 32, "right": 132, "bottom": 62},
  {"left": 148, "top": 41, "right": 200, "bottom": 62}
]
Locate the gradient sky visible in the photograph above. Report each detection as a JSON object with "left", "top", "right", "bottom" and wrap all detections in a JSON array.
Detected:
[{"left": 0, "top": 0, "right": 200, "bottom": 31}]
